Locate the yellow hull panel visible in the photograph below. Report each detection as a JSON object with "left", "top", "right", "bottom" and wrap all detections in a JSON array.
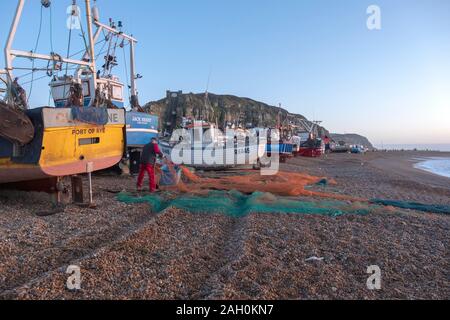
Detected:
[
  {"left": 40, "top": 124, "right": 124, "bottom": 168},
  {"left": 0, "top": 108, "right": 126, "bottom": 184}
]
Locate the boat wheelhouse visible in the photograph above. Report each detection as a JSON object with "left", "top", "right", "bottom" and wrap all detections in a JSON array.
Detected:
[{"left": 51, "top": 75, "right": 125, "bottom": 109}]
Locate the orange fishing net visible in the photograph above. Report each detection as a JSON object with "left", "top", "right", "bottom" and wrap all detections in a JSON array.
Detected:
[{"left": 158, "top": 165, "right": 366, "bottom": 202}]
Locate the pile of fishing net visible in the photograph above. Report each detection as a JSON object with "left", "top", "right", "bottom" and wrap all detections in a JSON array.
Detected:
[
  {"left": 157, "top": 165, "right": 364, "bottom": 202},
  {"left": 117, "top": 190, "right": 381, "bottom": 217}
]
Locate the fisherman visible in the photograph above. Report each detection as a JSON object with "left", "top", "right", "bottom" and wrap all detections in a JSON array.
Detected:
[{"left": 137, "top": 137, "right": 164, "bottom": 192}]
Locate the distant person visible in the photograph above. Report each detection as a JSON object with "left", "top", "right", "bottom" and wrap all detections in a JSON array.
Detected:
[
  {"left": 324, "top": 135, "right": 331, "bottom": 153},
  {"left": 137, "top": 138, "right": 164, "bottom": 192}
]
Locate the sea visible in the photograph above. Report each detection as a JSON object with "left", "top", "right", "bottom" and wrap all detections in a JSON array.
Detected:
[
  {"left": 374, "top": 144, "right": 450, "bottom": 152},
  {"left": 414, "top": 158, "right": 450, "bottom": 179},
  {"left": 373, "top": 144, "right": 450, "bottom": 178}
]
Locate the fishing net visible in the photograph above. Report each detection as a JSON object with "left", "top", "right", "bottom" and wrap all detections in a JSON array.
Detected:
[
  {"left": 159, "top": 166, "right": 365, "bottom": 202},
  {"left": 118, "top": 190, "right": 378, "bottom": 217},
  {"left": 371, "top": 199, "right": 450, "bottom": 215},
  {"left": 120, "top": 164, "right": 448, "bottom": 216},
  {"left": 159, "top": 164, "right": 182, "bottom": 186}
]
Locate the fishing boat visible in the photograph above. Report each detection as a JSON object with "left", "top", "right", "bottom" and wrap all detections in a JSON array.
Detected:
[
  {"left": 350, "top": 145, "right": 367, "bottom": 154},
  {"left": 295, "top": 120, "right": 325, "bottom": 158},
  {"left": 297, "top": 135, "right": 325, "bottom": 158},
  {"left": 0, "top": 0, "right": 127, "bottom": 189},
  {"left": 332, "top": 141, "right": 351, "bottom": 153},
  {"left": 126, "top": 112, "right": 159, "bottom": 174},
  {"left": 263, "top": 128, "right": 294, "bottom": 163},
  {"left": 262, "top": 104, "right": 297, "bottom": 162},
  {"left": 159, "top": 90, "right": 266, "bottom": 169},
  {"left": 160, "top": 120, "right": 266, "bottom": 170}
]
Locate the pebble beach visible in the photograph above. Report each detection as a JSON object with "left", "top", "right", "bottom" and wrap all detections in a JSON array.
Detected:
[{"left": 0, "top": 151, "right": 449, "bottom": 300}]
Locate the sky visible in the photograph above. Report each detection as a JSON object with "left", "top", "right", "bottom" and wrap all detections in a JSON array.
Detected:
[{"left": 0, "top": 0, "right": 449, "bottom": 146}]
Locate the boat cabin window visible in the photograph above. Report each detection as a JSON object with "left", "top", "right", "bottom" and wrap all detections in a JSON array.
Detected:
[
  {"left": 79, "top": 137, "right": 100, "bottom": 146},
  {"left": 111, "top": 85, "right": 123, "bottom": 100},
  {"left": 51, "top": 80, "right": 90, "bottom": 104}
]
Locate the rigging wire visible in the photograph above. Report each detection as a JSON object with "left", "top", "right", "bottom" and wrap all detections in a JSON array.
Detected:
[
  {"left": 27, "top": 5, "right": 44, "bottom": 103},
  {"left": 49, "top": 4, "right": 54, "bottom": 54},
  {"left": 18, "top": 39, "right": 113, "bottom": 82},
  {"left": 65, "top": 37, "right": 106, "bottom": 60},
  {"left": 62, "top": 1, "right": 77, "bottom": 102},
  {"left": 109, "top": 32, "right": 120, "bottom": 75},
  {"left": 95, "top": 38, "right": 108, "bottom": 61},
  {"left": 64, "top": 22, "right": 73, "bottom": 77},
  {"left": 77, "top": 11, "right": 91, "bottom": 65},
  {"left": 102, "top": 29, "right": 115, "bottom": 77},
  {"left": 20, "top": 67, "right": 79, "bottom": 86},
  {"left": 21, "top": 74, "right": 50, "bottom": 86},
  {"left": 62, "top": 27, "right": 73, "bottom": 101}
]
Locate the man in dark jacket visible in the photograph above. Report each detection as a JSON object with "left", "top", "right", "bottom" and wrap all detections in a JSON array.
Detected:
[{"left": 137, "top": 138, "right": 164, "bottom": 192}]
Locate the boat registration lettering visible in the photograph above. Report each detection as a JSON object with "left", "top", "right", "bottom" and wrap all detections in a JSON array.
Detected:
[
  {"left": 132, "top": 116, "right": 153, "bottom": 125},
  {"left": 72, "top": 128, "right": 106, "bottom": 135},
  {"left": 109, "top": 113, "right": 119, "bottom": 123}
]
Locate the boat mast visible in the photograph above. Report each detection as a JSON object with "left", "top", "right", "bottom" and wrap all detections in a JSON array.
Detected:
[
  {"left": 85, "top": 0, "right": 97, "bottom": 105},
  {"left": 129, "top": 39, "right": 138, "bottom": 109},
  {"left": 88, "top": 0, "right": 139, "bottom": 109}
]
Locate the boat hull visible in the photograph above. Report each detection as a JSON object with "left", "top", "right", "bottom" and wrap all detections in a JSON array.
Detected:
[
  {"left": 125, "top": 112, "right": 159, "bottom": 148},
  {"left": 0, "top": 155, "right": 122, "bottom": 184},
  {"left": 0, "top": 107, "right": 125, "bottom": 184},
  {"left": 160, "top": 142, "right": 266, "bottom": 170},
  {"left": 296, "top": 147, "right": 324, "bottom": 158}
]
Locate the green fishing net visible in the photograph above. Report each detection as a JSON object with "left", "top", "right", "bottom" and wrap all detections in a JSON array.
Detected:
[
  {"left": 371, "top": 199, "right": 450, "bottom": 215},
  {"left": 117, "top": 190, "right": 377, "bottom": 217}
]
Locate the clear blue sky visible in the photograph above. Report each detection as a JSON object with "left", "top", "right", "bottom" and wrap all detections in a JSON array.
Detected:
[{"left": 1, "top": 0, "right": 449, "bottom": 145}]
